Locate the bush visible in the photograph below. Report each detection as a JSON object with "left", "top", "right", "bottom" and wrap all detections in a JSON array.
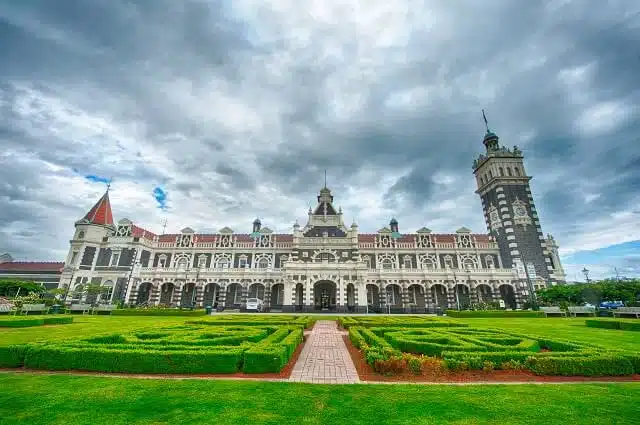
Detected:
[
  {"left": 43, "top": 317, "right": 74, "bottom": 325},
  {"left": 0, "top": 318, "right": 45, "bottom": 327},
  {"left": 585, "top": 320, "right": 640, "bottom": 332},
  {"left": 526, "top": 356, "right": 634, "bottom": 377},
  {"left": 446, "top": 310, "right": 544, "bottom": 318},
  {"left": 112, "top": 309, "right": 206, "bottom": 317}
]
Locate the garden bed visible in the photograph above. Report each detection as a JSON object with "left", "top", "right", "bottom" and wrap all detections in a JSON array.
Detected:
[
  {"left": 345, "top": 323, "right": 640, "bottom": 380},
  {"left": 0, "top": 324, "right": 304, "bottom": 375}
]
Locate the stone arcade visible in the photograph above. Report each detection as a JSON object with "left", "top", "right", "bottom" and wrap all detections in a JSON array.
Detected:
[{"left": 57, "top": 127, "right": 566, "bottom": 312}]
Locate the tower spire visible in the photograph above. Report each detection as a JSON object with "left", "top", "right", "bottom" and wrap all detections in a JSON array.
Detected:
[{"left": 77, "top": 189, "right": 114, "bottom": 226}]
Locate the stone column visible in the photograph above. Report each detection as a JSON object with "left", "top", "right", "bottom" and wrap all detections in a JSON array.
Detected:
[
  {"left": 150, "top": 282, "right": 161, "bottom": 306},
  {"left": 127, "top": 279, "right": 139, "bottom": 305},
  {"left": 172, "top": 283, "right": 183, "bottom": 307},
  {"left": 217, "top": 283, "right": 227, "bottom": 311},
  {"left": 195, "top": 283, "right": 205, "bottom": 308},
  {"left": 305, "top": 281, "right": 314, "bottom": 312}
]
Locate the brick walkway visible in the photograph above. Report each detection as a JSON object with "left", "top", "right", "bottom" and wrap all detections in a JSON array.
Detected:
[{"left": 289, "top": 320, "right": 359, "bottom": 384}]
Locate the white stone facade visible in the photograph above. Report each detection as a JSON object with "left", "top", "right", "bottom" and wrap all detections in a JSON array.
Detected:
[{"left": 57, "top": 183, "right": 562, "bottom": 312}]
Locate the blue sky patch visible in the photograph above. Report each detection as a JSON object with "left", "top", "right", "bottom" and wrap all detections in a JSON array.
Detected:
[{"left": 153, "top": 186, "right": 168, "bottom": 210}]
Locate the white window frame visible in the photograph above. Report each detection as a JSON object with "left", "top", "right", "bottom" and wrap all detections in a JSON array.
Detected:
[
  {"left": 403, "top": 256, "right": 412, "bottom": 269},
  {"left": 110, "top": 252, "right": 120, "bottom": 267},
  {"left": 239, "top": 256, "right": 248, "bottom": 268}
]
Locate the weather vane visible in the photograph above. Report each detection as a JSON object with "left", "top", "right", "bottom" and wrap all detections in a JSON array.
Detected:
[{"left": 482, "top": 109, "right": 490, "bottom": 132}]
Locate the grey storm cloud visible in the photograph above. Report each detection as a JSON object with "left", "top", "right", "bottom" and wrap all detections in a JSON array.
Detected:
[{"left": 0, "top": 0, "right": 639, "bottom": 281}]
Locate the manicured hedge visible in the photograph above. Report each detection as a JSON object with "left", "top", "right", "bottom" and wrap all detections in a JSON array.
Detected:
[
  {"left": 445, "top": 310, "right": 544, "bottom": 318},
  {"left": 348, "top": 324, "right": 639, "bottom": 376},
  {"left": 112, "top": 309, "right": 207, "bottom": 317},
  {"left": 0, "top": 316, "right": 73, "bottom": 328},
  {"left": 585, "top": 319, "right": 640, "bottom": 332},
  {"left": 3, "top": 324, "right": 304, "bottom": 375},
  {"left": 339, "top": 316, "right": 466, "bottom": 329}
]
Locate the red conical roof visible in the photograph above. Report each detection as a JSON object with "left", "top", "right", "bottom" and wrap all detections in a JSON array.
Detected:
[{"left": 80, "top": 190, "right": 114, "bottom": 226}]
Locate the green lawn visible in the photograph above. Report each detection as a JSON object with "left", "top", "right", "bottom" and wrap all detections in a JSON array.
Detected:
[
  {"left": 1, "top": 315, "right": 638, "bottom": 424},
  {"left": 0, "top": 373, "right": 638, "bottom": 425}
]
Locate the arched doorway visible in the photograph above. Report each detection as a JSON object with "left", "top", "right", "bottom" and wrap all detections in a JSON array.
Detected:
[
  {"left": 455, "top": 284, "right": 471, "bottom": 310},
  {"left": 366, "top": 284, "right": 380, "bottom": 312},
  {"left": 499, "top": 284, "right": 517, "bottom": 309},
  {"left": 407, "top": 284, "right": 426, "bottom": 312},
  {"left": 270, "top": 283, "right": 285, "bottom": 309},
  {"left": 226, "top": 283, "right": 242, "bottom": 308},
  {"left": 476, "top": 284, "right": 493, "bottom": 303},
  {"left": 136, "top": 282, "right": 152, "bottom": 306},
  {"left": 159, "top": 283, "right": 175, "bottom": 306},
  {"left": 431, "top": 284, "right": 448, "bottom": 310},
  {"left": 314, "top": 280, "right": 336, "bottom": 311},
  {"left": 181, "top": 283, "right": 196, "bottom": 308},
  {"left": 248, "top": 283, "right": 265, "bottom": 300},
  {"left": 203, "top": 283, "right": 220, "bottom": 308},
  {"left": 385, "top": 284, "right": 402, "bottom": 310}
]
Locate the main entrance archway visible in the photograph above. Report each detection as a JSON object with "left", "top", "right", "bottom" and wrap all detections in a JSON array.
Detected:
[{"left": 313, "top": 280, "right": 337, "bottom": 311}]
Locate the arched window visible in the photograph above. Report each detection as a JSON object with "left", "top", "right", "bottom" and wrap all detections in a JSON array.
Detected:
[
  {"left": 462, "top": 258, "right": 476, "bottom": 269},
  {"left": 444, "top": 256, "right": 454, "bottom": 269},
  {"left": 421, "top": 258, "right": 435, "bottom": 269},
  {"left": 176, "top": 257, "right": 189, "bottom": 269},
  {"left": 381, "top": 258, "right": 394, "bottom": 270},
  {"left": 215, "top": 257, "right": 229, "bottom": 269},
  {"left": 257, "top": 258, "right": 270, "bottom": 269},
  {"left": 363, "top": 256, "right": 371, "bottom": 269},
  {"left": 485, "top": 255, "right": 495, "bottom": 269},
  {"left": 499, "top": 167, "right": 504, "bottom": 176}
]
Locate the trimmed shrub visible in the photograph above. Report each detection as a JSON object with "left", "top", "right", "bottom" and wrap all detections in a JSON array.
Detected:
[
  {"left": 0, "top": 318, "right": 44, "bottom": 327},
  {"left": 43, "top": 317, "right": 74, "bottom": 325},
  {"left": 526, "top": 355, "right": 634, "bottom": 376},
  {"left": 0, "top": 344, "right": 31, "bottom": 367},
  {"left": 585, "top": 320, "right": 640, "bottom": 332},
  {"left": 446, "top": 310, "right": 544, "bottom": 318},
  {"left": 112, "top": 309, "right": 206, "bottom": 317}
]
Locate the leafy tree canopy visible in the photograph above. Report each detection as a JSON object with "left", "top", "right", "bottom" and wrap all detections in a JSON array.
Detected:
[
  {"left": 0, "top": 279, "right": 45, "bottom": 296},
  {"left": 536, "top": 279, "right": 640, "bottom": 306}
]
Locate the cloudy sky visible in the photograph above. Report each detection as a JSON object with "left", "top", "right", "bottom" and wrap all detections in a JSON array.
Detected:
[{"left": 0, "top": 0, "right": 638, "bottom": 281}]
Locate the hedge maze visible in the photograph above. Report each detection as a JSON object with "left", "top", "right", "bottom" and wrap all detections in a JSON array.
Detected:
[
  {"left": 348, "top": 323, "right": 640, "bottom": 377},
  {"left": 0, "top": 323, "right": 303, "bottom": 374}
]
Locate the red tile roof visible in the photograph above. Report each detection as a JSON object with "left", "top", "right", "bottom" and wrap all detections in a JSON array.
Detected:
[
  {"left": 131, "top": 225, "right": 157, "bottom": 239},
  {"left": 0, "top": 262, "right": 64, "bottom": 272},
  {"left": 81, "top": 190, "right": 114, "bottom": 226}
]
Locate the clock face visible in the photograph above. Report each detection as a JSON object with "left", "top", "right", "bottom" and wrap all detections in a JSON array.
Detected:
[{"left": 515, "top": 206, "right": 527, "bottom": 216}]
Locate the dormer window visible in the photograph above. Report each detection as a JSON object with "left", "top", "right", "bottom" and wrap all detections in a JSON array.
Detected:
[{"left": 444, "top": 255, "right": 454, "bottom": 269}]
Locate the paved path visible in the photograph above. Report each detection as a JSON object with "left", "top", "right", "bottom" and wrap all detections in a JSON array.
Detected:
[{"left": 289, "top": 320, "right": 359, "bottom": 384}]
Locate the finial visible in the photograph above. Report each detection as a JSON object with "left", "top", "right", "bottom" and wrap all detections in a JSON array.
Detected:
[
  {"left": 106, "top": 176, "right": 113, "bottom": 191},
  {"left": 161, "top": 218, "right": 168, "bottom": 235},
  {"left": 482, "top": 109, "right": 490, "bottom": 133},
  {"left": 324, "top": 169, "right": 327, "bottom": 188}
]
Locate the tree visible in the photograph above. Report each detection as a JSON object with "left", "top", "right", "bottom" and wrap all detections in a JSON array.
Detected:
[
  {"left": 536, "top": 279, "right": 640, "bottom": 306},
  {"left": 0, "top": 279, "right": 45, "bottom": 297},
  {"left": 84, "top": 284, "right": 110, "bottom": 306}
]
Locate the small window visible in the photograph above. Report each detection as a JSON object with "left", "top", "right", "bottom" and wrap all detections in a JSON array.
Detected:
[
  {"left": 499, "top": 167, "right": 504, "bottom": 176},
  {"left": 239, "top": 257, "right": 248, "bottom": 268},
  {"left": 363, "top": 256, "right": 371, "bottom": 269},
  {"left": 197, "top": 256, "right": 207, "bottom": 268},
  {"left": 403, "top": 257, "right": 412, "bottom": 269},
  {"left": 110, "top": 253, "right": 120, "bottom": 267},
  {"left": 257, "top": 258, "right": 270, "bottom": 269},
  {"left": 70, "top": 251, "right": 78, "bottom": 265},
  {"left": 485, "top": 256, "right": 495, "bottom": 269},
  {"left": 158, "top": 257, "right": 166, "bottom": 268},
  {"left": 515, "top": 168, "right": 521, "bottom": 176},
  {"left": 507, "top": 168, "right": 512, "bottom": 176},
  {"left": 381, "top": 259, "right": 393, "bottom": 270},
  {"left": 444, "top": 256, "right": 454, "bottom": 269}
]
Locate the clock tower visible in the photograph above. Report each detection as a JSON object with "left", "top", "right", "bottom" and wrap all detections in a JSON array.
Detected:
[{"left": 472, "top": 117, "right": 566, "bottom": 286}]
